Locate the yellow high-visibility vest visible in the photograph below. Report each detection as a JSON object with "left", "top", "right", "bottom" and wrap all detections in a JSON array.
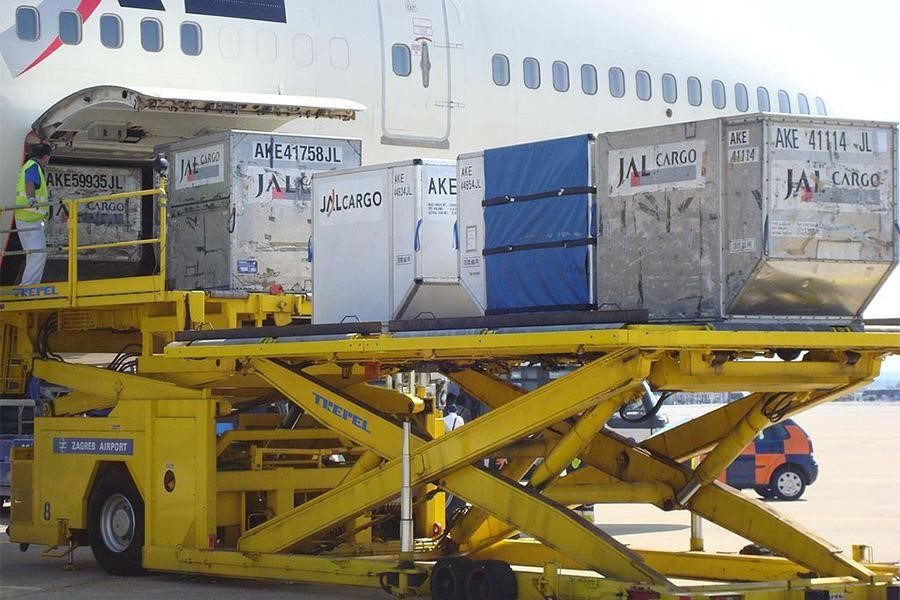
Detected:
[{"left": 15, "top": 159, "right": 49, "bottom": 223}]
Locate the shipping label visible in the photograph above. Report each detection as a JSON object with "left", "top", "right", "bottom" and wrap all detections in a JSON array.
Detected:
[
  {"left": 424, "top": 167, "right": 457, "bottom": 219},
  {"left": 729, "top": 238, "right": 757, "bottom": 253},
  {"left": 316, "top": 175, "right": 385, "bottom": 225},
  {"left": 174, "top": 143, "right": 225, "bottom": 190},
  {"left": 608, "top": 140, "right": 706, "bottom": 197},
  {"left": 53, "top": 437, "right": 134, "bottom": 456},
  {"left": 45, "top": 165, "right": 143, "bottom": 262},
  {"left": 728, "top": 146, "right": 759, "bottom": 164}
]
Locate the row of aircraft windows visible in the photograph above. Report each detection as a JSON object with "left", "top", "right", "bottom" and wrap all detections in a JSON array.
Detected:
[
  {"left": 488, "top": 53, "right": 828, "bottom": 115},
  {"left": 16, "top": 6, "right": 201, "bottom": 55}
]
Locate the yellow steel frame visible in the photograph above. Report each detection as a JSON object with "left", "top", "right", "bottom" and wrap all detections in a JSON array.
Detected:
[{"left": 6, "top": 311, "right": 900, "bottom": 599}]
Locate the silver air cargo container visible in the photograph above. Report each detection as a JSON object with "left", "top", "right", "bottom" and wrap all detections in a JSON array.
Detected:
[
  {"left": 596, "top": 114, "right": 897, "bottom": 322},
  {"left": 159, "top": 131, "right": 361, "bottom": 292},
  {"left": 458, "top": 134, "right": 597, "bottom": 315},
  {"left": 311, "top": 159, "right": 478, "bottom": 325}
]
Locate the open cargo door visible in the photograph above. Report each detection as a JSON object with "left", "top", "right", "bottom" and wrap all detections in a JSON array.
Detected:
[{"left": 29, "top": 85, "right": 365, "bottom": 161}]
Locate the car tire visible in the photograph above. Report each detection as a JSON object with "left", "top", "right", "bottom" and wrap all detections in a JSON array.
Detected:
[
  {"left": 754, "top": 486, "right": 775, "bottom": 499},
  {"left": 87, "top": 467, "right": 145, "bottom": 576},
  {"left": 770, "top": 465, "right": 806, "bottom": 501}
]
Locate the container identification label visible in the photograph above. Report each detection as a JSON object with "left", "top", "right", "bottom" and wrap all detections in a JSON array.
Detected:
[
  {"left": 53, "top": 437, "right": 134, "bottom": 456},
  {"left": 174, "top": 143, "right": 225, "bottom": 190},
  {"left": 608, "top": 140, "right": 706, "bottom": 197}
]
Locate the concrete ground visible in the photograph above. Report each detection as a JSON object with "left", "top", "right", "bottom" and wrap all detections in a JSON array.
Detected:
[{"left": 1, "top": 402, "right": 898, "bottom": 598}]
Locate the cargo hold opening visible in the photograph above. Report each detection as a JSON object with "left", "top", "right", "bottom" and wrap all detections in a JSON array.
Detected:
[{"left": 17, "top": 85, "right": 364, "bottom": 282}]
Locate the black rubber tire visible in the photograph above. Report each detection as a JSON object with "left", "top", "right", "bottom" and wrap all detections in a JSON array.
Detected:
[
  {"left": 87, "top": 467, "right": 145, "bottom": 576},
  {"left": 466, "top": 560, "right": 517, "bottom": 600},
  {"left": 754, "top": 486, "right": 775, "bottom": 499},
  {"left": 430, "top": 557, "right": 473, "bottom": 600},
  {"left": 770, "top": 465, "right": 806, "bottom": 501}
]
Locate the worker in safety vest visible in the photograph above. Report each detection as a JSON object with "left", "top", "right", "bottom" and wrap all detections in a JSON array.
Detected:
[{"left": 9, "top": 144, "right": 52, "bottom": 285}]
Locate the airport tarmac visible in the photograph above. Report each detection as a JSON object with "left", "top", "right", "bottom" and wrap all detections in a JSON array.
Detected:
[{"left": 1, "top": 402, "right": 898, "bottom": 599}]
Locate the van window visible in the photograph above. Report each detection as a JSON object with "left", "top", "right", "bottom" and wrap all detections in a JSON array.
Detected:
[
  {"left": 140, "top": 18, "right": 163, "bottom": 52},
  {"left": 492, "top": 53, "right": 510, "bottom": 86},
  {"left": 100, "top": 14, "right": 123, "bottom": 49},
  {"left": 16, "top": 6, "right": 39, "bottom": 41},
  {"left": 687, "top": 76, "right": 702, "bottom": 106},
  {"left": 180, "top": 22, "right": 202, "bottom": 56},
  {"left": 735, "top": 83, "right": 749, "bottom": 112},
  {"left": 757, "top": 86, "right": 771, "bottom": 111},
  {"left": 552, "top": 61, "right": 569, "bottom": 92},
  {"left": 523, "top": 57, "right": 541, "bottom": 89},
  {"left": 392, "top": 43, "right": 411, "bottom": 76},
  {"left": 635, "top": 70, "right": 651, "bottom": 101},
  {"left": 581, "top": 64, "right": 597, "bottom": 95},
  {"left": 778, "top": 89, "right": 791, "bottom": 113},
  {"left": 608, "top": 67, "right": 625, "bottom": 98},
  {"left": 815, "top": 96, "right": 827, "bottom": 115},
  {"left": 712, "top": 79, "right": 726, "bottom": 109},
  {"left": 797, "top": 93, "right": 810, "bottom": 114},
  {"left": 59, "top": 11, "right": 82, "bottom": 45},
  {"left": 661, "top": 73, "right": 677, "bottom": 103}
]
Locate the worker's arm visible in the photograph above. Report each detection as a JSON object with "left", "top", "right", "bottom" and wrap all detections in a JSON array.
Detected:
[{"left": 25, "top": 181, "right": 37, "bottom": 205}]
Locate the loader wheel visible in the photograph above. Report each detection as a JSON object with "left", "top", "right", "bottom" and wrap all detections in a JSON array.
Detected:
[
  {"left": 430, "top": 557, "right": 472, "bottom": 600},
  {"left": 466, "top": 560, "right": 517, "bottom": 600},
  {"left": 87, "top": 467, "right": 145, "bottom": 576}
]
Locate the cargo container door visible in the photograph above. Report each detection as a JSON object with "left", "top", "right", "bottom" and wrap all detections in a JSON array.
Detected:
[{"left": 378, "top": 0, "right": 452, "bottom": 148}]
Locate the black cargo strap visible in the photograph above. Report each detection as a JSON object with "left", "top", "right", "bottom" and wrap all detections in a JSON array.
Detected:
[
  {"left": 482, "top": 236, "right": 596, "bottom": 256},
  {"left": 482, "top": 186, "right": 596, "bottom": 207}
]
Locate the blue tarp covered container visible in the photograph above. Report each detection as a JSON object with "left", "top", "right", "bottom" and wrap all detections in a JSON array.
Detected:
[{"left": 479, "top": 134, "right": 596, "bottom": 313}]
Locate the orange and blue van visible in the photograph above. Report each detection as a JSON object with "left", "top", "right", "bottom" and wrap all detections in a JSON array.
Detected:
[{"left": 721, "top": 419, "right": 818, "bottom": 500}]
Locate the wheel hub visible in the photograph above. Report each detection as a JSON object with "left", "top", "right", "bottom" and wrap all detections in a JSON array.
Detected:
[
  {"left": 777, "top": 472, "right": 802, "bottom": 497},
  {"left": 100, "top": 494, "right": 135, "bottom": 552}
]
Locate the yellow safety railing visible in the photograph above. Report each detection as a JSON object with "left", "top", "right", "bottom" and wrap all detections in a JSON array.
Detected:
[{"left": 0, "top": 175, "right": 167, "bottom": 305}]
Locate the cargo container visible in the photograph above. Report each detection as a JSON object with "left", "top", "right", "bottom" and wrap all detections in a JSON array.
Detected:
[
  {"left": 158, "top": 131, "right": 362, "bottom": 292},
  {"left": 311, "top": 159, "right": 478, "bottom": 324},
  {"left": 596, "top": 114, "right": 898, "bottom": 321},
  {"left": 457, "top": 134, "right": 597, "bottom": 314}
]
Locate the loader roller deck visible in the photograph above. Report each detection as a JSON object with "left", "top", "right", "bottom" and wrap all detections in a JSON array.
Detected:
[{"left": 4, "top": 287, "right": 899, "bottom": 599}]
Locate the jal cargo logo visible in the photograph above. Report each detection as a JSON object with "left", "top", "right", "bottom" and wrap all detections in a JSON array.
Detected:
[
  {"left": 783, "top": 168, "right": 821, "bottom": 201},
  {"left": 609, "top": 141, "right": 705, "bottom": 197},
  {"left": 319, "top": 189, "right": 383, "bottom": 216},
  {"left": 312, "top": 392, "right": 372, "bottom": 433},
  {"left": 174, "top": 144, "right": 224, "bottom": 190},
  {"left": 10, "top": 285, "right": 58, "bottom": 298},
  {"left": 254, "top": 172, "right": 310, "bottom": 199},
  {"left": 783, "top": 167, "right": 883, "bottom": 202},
  {"left": 54, "top": 437, "right": 134, "bottom": 456}
]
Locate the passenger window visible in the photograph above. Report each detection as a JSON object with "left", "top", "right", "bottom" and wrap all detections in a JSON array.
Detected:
[
  {"left": 392, "top": 43, "right": 411, "bottom": 76},
  {"left": 797, "top": 93, "right": 810, "bottom": 114},
  {"left": 712, "top": 79, "right": 726, "bottom": 109},
  {"left": 661, "top": 73, "right": 677, "bottom": 103},
  {"left": 687, "top": 76, "right": 702, "bottom": 106},
  {"left": 257, "top": 30, "right": 277, "bottom": 62},
  {"left": 59, "top": 11, "right": 82, "bottom": 45},
  {"left": 329, "top": 37, "right": 349, "bottom": 69},
  {"left": 815, "top": 97, "right": 827, "bottom": 115},
  {"left": 16, "top": 6, "right": 39, "bottom": 41},
  {"left": 735, "top": 83, "right": 749, "bottom": 112},
  {"left": 100, "top": 14, "right": 123, "bottom": 49},
  {"left": 293, "top": 33, "right": 313, "bottom": 66},
  {"left": 552, "top": 61, "right": 569, "bottom": 92},
  {"left": 180, "top": 22, "right": 202, "bottom": 56},
  {"left": 757, "top": 86, "right": 771, "bottom": 111},
  {"left": 492, "top": 53, "right": 510, "bottom": 86},
  {"left": 635, "top": 70, "right": 651, "bottom": 101},
  {"left": 140, "top": 18, "right": 163, "bottom": 52},
  {"left": 608, "top": 67, "right": 626, "bottom": 98},
  {"left": 581, "top": 64, "right": 597, "bottom": 95},
  {"left": 778, "top": 90, "right": 791, "bottom": 113},
  {"left": 523, "top": 57, "right": 540, "bottom": 89}
]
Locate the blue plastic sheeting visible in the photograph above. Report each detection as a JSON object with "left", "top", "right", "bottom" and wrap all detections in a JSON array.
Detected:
[
  {"left": 482, "top": 135, "right": 594, "bottom": 312},
  {"left": 485, "top": 245, "right": 592, "bottom": 313}
]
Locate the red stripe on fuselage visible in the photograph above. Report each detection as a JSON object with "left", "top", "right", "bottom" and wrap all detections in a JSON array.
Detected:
[{"left": 18, "top": 0, "right": 102, "bottom": 76}]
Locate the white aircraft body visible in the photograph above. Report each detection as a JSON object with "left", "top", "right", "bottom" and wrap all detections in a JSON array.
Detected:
[{"left": 0, "top": 0, "right": 833, "bottom": 254}]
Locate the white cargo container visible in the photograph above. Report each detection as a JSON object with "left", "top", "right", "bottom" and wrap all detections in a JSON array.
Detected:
[
  {"left": 158, "top": 131, "right": 361, "bottom": 292},
  {"left": 596, "top": 114, "right": 898, "bottom": 321},
  {"left": 311, "top": 159, "right": 478, "bottom": 324}
]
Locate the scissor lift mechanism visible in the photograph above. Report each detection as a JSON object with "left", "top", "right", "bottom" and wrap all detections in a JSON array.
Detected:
[{"left": 3, "top": 287, "right": 900, "bottom": 600}]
